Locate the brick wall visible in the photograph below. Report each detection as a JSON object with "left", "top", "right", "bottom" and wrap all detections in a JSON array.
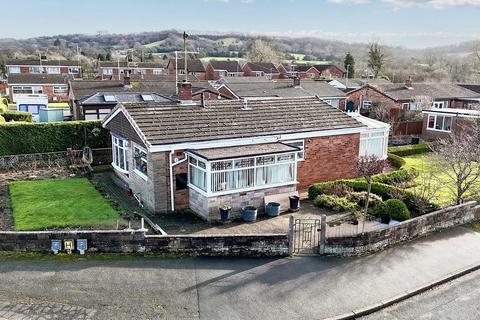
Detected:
[
  {"left": 296, "top": 134, "right": 360, "bottom": 191},
  {"left": 325, "top": 201, "right": 480, "bottom": 256},
  {"left": 205, "top": 64, "right": 219, "bottom": 80},
  {"left": 347, "top": 86, "right": 400, "bottom": 111}
]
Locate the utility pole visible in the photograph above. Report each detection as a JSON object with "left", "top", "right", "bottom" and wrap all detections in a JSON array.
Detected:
[
  {"left": 183, "top": 31, "right": 188, "bottom": 82},
  {"left": 174, "top": 31, "right": 198, "bottom": 94}
]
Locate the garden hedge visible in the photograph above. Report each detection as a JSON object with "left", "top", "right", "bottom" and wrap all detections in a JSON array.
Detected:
[
  {"left": 1, "top": 111, "right": 32, "bottom": 122},
  {"left": 372, "top": 167, "right": 418, "bottom": 185},
  {"left": 387, "top": 152, "right": 406, "bottom": 168},
  {"left": 0, "top": 121, "right": 111, "bottom": 156},
  {"left": 388, "top": 143, "right": 431, "bottom": 157}
]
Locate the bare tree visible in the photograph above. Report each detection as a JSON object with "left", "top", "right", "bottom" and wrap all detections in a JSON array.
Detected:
[
  {"left": 247, "top": 39, "right": 283, "bottom": 64},
  {"left": 432, "top": 120, "right": 480, "bottom": 205},
  {"left": 412, "top": 162, "right": 441, "bottom": 215},
  {"left": 356, "top": 155, "right": 387, "bottom": 232},
  {"left": 413, "top": 95, "right": 433, "bottom": 111}
]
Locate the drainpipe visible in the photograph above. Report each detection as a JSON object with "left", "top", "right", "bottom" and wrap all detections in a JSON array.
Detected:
[{"left": 169, "top": 150, "right": 187, "bottom": 211}]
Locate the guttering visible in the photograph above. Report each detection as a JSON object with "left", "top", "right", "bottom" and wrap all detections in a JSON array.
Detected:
[{"left": 169, "top": 150, "right": 187, "bottom": 212}]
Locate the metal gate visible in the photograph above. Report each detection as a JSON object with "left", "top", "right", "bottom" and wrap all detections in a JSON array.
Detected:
[{"left": 290, "top": 217, "right": 325, "bottom": 255}]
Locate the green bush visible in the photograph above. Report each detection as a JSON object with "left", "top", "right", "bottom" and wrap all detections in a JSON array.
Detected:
[
  {"left": 369, "top": 201, "right": 386, "bottom": 217},
  {"left": 384, "top": 199, "right": 410, "bottom": 221},
  {"left": 0, "top": 115, "right": 4, "bottom": 123},
  {"left": 0, "top": 121, "right": 111, "bottom": 156},
  {"left": 387, "top": 152, "right": 406, "bottom": 168},
  {"left": 314, "top": 194, "right": 358, "bottom": 212},
  {"left": 1, "top": 110, "right": 32, "bottom": 122},
  {"left": 373, "top": 167, "right": 418, "bottom": 185},
  {"left": 347, "top": 191, "right": 383, "bottom": 208},
  {"left": 388, "top": 143, "right": 431, "bottom": 157}
]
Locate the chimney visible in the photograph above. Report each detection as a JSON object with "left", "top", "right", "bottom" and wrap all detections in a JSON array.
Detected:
[
  {"left": 293, "top": 76, "right": 301, "bottom": 88},
  {"left": 405, "top": 76, "right": 413, "bottom": 89},
  {"left": 178, "top": 80, "right": 193, "bottom": 105},
  {"left": 123, "top": 70, "right": 132, "bottom": 88}
]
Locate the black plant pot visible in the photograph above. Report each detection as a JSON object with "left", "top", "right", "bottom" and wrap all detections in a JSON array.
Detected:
[
  {"left": 381, "top": 214, "right": 391, "bottom": 224},
  {"left": 219, "top": 207, "right": 231, "bottom": 222},
  {"left": 289, "top": 195, "right": 300, "bottom": 212}
]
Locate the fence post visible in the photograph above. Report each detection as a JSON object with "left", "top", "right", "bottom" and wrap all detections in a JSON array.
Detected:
[
  {"left": 319, "top": 214, "right": 326, "bottom": 255},
  {"left": 288, "top": 215, "right": 294, "bottom": 256}
]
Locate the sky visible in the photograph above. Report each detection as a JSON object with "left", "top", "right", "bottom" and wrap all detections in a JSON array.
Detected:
[{"left": 3, "top": 0, "right": 480, "bottom": 48}]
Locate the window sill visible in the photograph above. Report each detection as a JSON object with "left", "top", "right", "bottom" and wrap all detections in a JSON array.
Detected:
[
  {"left": 111, "top": 163, "right": 129, "bottom": 174},
  {"left": 426, "top": 128, "right": 451, "bottom": 133},
  {"left": 133, "top": 169, "right": 148, "bottom": 181}
]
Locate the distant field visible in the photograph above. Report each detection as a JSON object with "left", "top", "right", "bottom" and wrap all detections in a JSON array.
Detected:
[
  {"left": 287, "top": 53, "right": 331, "bottom": 65},
  {"left": 144, "top": 40, "right": 166, "bottom": 48}
]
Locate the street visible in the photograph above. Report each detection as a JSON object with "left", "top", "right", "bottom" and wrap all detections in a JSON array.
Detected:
[
  {"left": 363, "top": 269, "right": 480, "bottom": 320},
  {"left": 0, "top": 227, "right": 479, "bottom": 319}
]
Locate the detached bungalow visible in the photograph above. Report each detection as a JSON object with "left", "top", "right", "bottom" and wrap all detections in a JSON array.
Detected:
[
  {"left": 8, "top": 74, "right": 69, "bottom": 103},
  {"left": 206, "top": 61, "right": 243, "bottom": 80},
  {"left": 242, "top": 63, "right": 280, "bottom": 79},
  {"left": 102, "top": 82, "right": 389, "bottom": 220}
]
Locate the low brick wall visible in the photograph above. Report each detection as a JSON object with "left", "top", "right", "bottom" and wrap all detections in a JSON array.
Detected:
[
  {"left": 325, "top": 201, "right": 480, "bottom": 256},
  {"left": 0, "top": 230, "right": 288, "bottom": 257},
  {"left": 145, "top": 234, "right": 289, "bottom": 257}
]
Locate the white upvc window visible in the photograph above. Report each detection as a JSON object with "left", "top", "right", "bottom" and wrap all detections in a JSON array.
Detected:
[
  {"left": 255, "top": 71, "right": 264, "bottom": 77},
  {"left": 68, "top": 67, "right": 80, "bottom": 74},
  {"left": 53, "top": 85, "right": 68, "bottom": 94},
  {"left": 284, "top": 140, "right": 305, "bottom": 161},
  {"left": 188, "top": 152, "right": 297, "bottom": 196},
  {"left": 8, "top": 66, "right": 20, "bottom": 74},
  {"left": 133, "top": 146, "right": 148, "bottom": 180},
  {"left": 112, "top": 136, "right": 129, "bottom": 173},
  {"left": 12, "top": 86, "right": 43, "bottom": 94},
  {"left": 29, "top": 66, "right": 43, "bottom": 73},
  {"left": 359, "top": 130, "right": 389, "bottom": 159},
  {"left": 153, "top": 69, "right": 163, "bottom": 75},
  {"left": 103, "top": 68, "right": 113, "bottom": 75},
  {"left": 432, "top": 101, "right": 447, "bottom": 109},
  {"left": 47, "top": 67, "right": 60, "bottom": 74},
  {"left": 228, "top": 72, "right": 237, "bottom": 77},
  {"left": 427, "top": 114, "right": 452, "bottom": 132},
  {"left": 362, "top": 100, "right": 372, "bottom": 109},
  {"left": 178, "top": 69, "right": 185, "bottom": 75}
]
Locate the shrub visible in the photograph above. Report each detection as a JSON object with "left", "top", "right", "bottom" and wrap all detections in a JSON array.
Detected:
[
  {"left": 318, "top": 183, "right": 353, "bottom": 197},
  {"left": 314, "top": 194, "right": 358, "bottom": 212},
  {"left": 384, "top": 199, "right": 410, "bottom": 221},
  {"left": 347, "top": 191, "right": 383, "bottom": 208},
  {"left": 369, "top": 201, "right": 386, "bottom": 217},
  {"left": 387, "top": 152, "right": 406, "bottom": 168},
  {"left": 0, "top": 115, "right": 4, "bottom": 123},
  {"left": 373, "top": 167, "right": 418, "bottom": 185},
  {"left": 388, "top": 143, "right": 431, "bottom": 157},
  {"left": 1, "top": 110, "right": 33, "bottom": 122},
  {"left": 0, "top": 121, "right": 111, "bottom": 156}
]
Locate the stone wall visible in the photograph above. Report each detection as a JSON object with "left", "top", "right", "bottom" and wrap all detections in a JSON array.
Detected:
[
  {"left": 189, "top": 185, "right": 297, "bottom": 221},
  {"left": 325, "top": 201, "right": 480, "bottom": 256}
]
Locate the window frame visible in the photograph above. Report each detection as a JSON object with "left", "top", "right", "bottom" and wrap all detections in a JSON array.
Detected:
[
  {"left": 133, "top": 145, "right": 148, "bottom": 180},
  {"left": 8, "top": 66, "right": 21, "bottom": 74},
  {"left": 283, "top": 140, "right": 305, "bottom": 161},
  {"left": 47, "top": 67, "right": 60, "bottom": 74},
  {"left": 53, "top": 85, "right": 68, "bottom": 94},
  {"left": 362, "top": 100, "right": 372, "bottom": 109},
  {"left": 425, "top": 114, "right": 453, "bottom": 132},
  {"left": 111, "top": 135, "right": 129, "bottom": 174}
]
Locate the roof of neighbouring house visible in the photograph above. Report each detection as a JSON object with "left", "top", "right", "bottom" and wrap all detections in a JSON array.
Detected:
[
  {"left": 6, "top": 59, "right": 80, "bottom": 67},
  {"left": 187, "top": 143, "right": 300, "bottom": 161},
  {"left": 422, "top": 108, "right": 480, "bottom": 117},
  {"left": 218, "top": 79, "right": 346, "bottom": 98},
  {"left": 295, "top": 65, "right": 312, "bottom": 72},
  {"left": 70, "top": 79, "right": 219, "bottom": 100},
  {"left": 208, "top": 60, "right": 243, "bottom": 72},
  {"left": 458, "top": 84, "right": 480, "bottom": 94},
  {"left": 103, "top": 96, "right": 365, "bottom": 146},
  {"left": 98, "top": 61, "right": 166, "bottom": 68},
  {"left": 352, "top": 83, "right": 480, "bottom": 101},
  {"left": 77, "top": 92, "right": 174, "bottom": 105},
  {"left": 7, "top": 73, "right": 69, "bottom": 85},
  {"left": 244, "top": 62, "right": 279, "bottom": 73},
  {"left": 167, "top": 59, "right": 206, "bottom": 72},
  {"left": 312, "top": 64, "right": 346, "bottom": 73}
]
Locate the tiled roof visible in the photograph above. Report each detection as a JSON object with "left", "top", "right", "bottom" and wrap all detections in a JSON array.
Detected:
[
  {"left": 7, "top": 73, "right": 69, "bottom": 84},
  {"left": 373, "top": 83, "right": 480, "bottom": 101},
  {"left": 245, "top": 62, "right": 279, "bottom": 73},
  {"left": 458, "top": 84, "right": 480, "bottom": 94},
  {"left": 167, "top": 59, "right": 205, "bottom": 72},
  {"left": 107, "top": 97, "right": 364, "bottom": 146},
  {"left": 98, "top": 61, "right": 166, "bottom": 68},
  {"left": 6, "top": 59, "right": 80, "bottom": 67},
  {"left": 313, "top": 64, "right": 346, "bottom": 73},
  {"left": 209, "top": 60, "right": 243, "bottom": 72}
]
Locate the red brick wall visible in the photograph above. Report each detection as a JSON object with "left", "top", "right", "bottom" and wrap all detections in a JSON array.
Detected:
[
  {"left": 42, "top": 85, "right": 69, "bottom": 102},
  {"left": 296, "top": 134, "right": 360, "bottom": 191},
  {"left": 206, "top": 64, "right": 219, "bottom": 80},
  {"left": 164, "top": 150, "right": 189, "bottom": 210},
  {"left": 320, "top": 66, "right": 345, "bottom": 78},
  {"left": 347, "top": 86, "right": 400, "bottom": 111}
]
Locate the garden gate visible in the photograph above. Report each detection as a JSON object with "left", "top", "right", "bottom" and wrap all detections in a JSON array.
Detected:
[{"left": 289, "top": 216, "right": 326, "bottom": 255}]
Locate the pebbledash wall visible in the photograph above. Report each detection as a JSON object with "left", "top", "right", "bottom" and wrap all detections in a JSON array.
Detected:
[
  {"left": 0, "top": 230, "right": 289, "bottom": 257},
  {"left": 325, "top": 201, "right": 480, "bottom": 256}
]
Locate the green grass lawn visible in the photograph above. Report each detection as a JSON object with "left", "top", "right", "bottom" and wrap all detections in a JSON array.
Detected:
[
  {"left": 9, "top": 178, "right": 120, "bottom": 231},
  {"left": 403, "top": 153, "right": 480, "bottom": 206}
]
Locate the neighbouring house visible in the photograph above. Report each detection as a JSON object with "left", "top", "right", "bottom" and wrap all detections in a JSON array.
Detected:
[
  {"left": 69, "top": 75, "right": 224, "bottom": 120},
  {"left": 102, "top": 82, "right": 389, "bottom": 220},
  {"left": 347, "top": 80, "right": 480, "bottom": 114},
  {"left": 205, "top": 61, "right": 243, "bottom": 80},
  {"left": 297, "top": 65, "right": 346, "bottom": 80},
  {"left": 422, "top": 108, "right": 480, "bottom": 141},
  {"left": 97, "top": 61, "right": 166, "bottom": 80},
  {"left": 5, "top": 58, "right": 82, "bottom": 79},
  {"left": 242, "top": 62, "right": 280, "bottom": 79},
  {"left": 166, "top": 59, "right": 206, "bottom": 80},
  {"left": 211, "top": 77, "right": 347, "bottom": 109},
  {"left": 278, "top": 64, "right": 299, "bottom": 79},
  {"left": 329, "top": 78, "right": 391, "bottom": 92},
  {"left": 8, "top": 74, "right": 69, "bottom": 103}
]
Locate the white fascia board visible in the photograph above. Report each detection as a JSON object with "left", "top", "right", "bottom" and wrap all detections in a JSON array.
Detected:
[
  {"left": 102, "top": 106, "right": 151, "bottom": 148},
  {"left": 148, "top": 127, "right": 366, "bottom": 153},
  {"left": 422, "top": 110, "right": 480, "bottom": 119}
]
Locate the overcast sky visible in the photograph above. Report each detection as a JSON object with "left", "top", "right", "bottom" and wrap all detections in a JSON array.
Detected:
[{"left": 3, "top": 0, "right": 480, "bottom": 48}]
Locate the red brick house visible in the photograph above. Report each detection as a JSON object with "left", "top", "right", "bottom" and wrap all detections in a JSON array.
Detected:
[
  {"left": 8, "top": 74, "right": 69, "bottom": 103},
  {"left": 347, "top": 81, "right": 480, "bottom": 113},
  {"left": 298, "top": 64, "right": 346, "bottom": 79},
  {"left": 5, "top": 59, "right": 82, "bottom": 79},
  {"left": 278, "top": 64, "right": 299, "bottom": 79},
  {"left": 242, "top": 62, "right": 280, "bottom": 79},
  {"left": 97, "top": 61, "right": 166, "bottom": 80},
  {"left": 205, "top": 61, "right": 243, "bottom": 80},
  {"left": 102, "top": 83, "right": 389, "bottom": 219},
  {"left": 166, "top": 59, "right": 206, "bottom": 80}
]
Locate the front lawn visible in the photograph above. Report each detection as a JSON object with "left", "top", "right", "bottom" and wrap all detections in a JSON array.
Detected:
[
  {"left": 9, "top": 178, "right": 120, "bottom": 231},
  {"left": 403, "top": 153, "right": 480, "bottom": 206}
]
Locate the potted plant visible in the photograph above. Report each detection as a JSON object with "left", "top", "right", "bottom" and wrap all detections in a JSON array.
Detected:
[
  {"left": 289, "top": 195, "right": 300, "bottom": 212},
  {"left": 219, "top": 205, "right": 232, "bottom": 223},
  {"left": 242, "top": 206, "right": 258, "bottom": 222},
  {"left": 266, "top": 202, "right": 281, "bottom": 217}
]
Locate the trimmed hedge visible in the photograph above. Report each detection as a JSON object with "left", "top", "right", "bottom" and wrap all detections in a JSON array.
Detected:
[
  {"left": 372, "top": 167, "right": 418, "bottom": 185},
  {"left": 385, "top": 199, "right": 410, "bottom": 221},
  {"left": 314, "top": 194, "right": 359, "bottom": 212},
  {"left": 1, "top": 110, "right": 32, "bottom": 122},
  {"left": 387, "top": 152, "right": 406, "bottom": 168},
  {"left": 388, "top": 143, "right": 431, "bottom": 157},
  {"left": 0, "top": 121, "right": 111, "bottom": 156}
]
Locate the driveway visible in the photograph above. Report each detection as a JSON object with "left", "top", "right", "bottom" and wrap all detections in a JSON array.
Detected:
[{"left": 0, "top": 227, "right": 479, "bottom": 320}]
